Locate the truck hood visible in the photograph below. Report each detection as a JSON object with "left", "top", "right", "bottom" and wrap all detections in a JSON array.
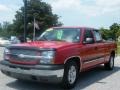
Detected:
[{"left": 13, "top": 41, "right": 75, "bottom": 49}]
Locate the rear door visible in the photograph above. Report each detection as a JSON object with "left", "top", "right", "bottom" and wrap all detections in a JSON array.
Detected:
[{"left": 92, "top": 30, "right": 105, "bottom": 63}]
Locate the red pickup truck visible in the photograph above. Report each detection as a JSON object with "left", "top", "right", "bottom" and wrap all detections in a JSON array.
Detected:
[{"left": 0, "top": 27, "right": 117, "bottom": 88}]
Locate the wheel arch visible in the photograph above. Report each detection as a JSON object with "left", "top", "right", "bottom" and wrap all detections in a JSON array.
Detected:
[
  {"left": 64, "top": 56, "right": 82, "bottom": 72},
  {"left": 111, "top": 50, "right": 115, "bottom": 57}
]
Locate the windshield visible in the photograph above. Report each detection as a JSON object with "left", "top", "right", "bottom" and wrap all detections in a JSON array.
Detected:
[{"left": 38, "top": 28, "right": 81, "bottom": 43}]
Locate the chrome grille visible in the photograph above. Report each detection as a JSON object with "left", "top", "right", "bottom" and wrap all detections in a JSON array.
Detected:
[
  {"left": 10, "top": 49, "right": 38, "bottom": 56},
  {"left": 9, "top": 49, "right": 39, "bottom": 61}
]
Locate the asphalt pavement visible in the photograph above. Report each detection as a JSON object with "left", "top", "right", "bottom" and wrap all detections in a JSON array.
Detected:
[{"left": 0, "top": 47, "right": 120, "bottom": 90}]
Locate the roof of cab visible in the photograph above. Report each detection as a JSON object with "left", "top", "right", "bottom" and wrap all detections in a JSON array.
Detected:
[{"left": 52, "top": 26, "right": 96, "bottom": 30}]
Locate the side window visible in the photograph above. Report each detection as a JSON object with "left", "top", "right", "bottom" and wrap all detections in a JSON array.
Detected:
[
  {"left": 83, "top": 30, "right": 94, "bottom": 43},
  {"left": 93, "top": 30, "right": 102, "bottom": 42}
]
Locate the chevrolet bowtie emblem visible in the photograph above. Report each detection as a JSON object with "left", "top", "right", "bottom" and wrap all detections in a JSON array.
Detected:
[{"left": 18, "top": 54, "right": 25, "bottom": 58}]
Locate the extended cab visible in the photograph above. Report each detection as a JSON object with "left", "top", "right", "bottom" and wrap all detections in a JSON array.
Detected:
[{"left": 0, "top": 27, "right": 117, "bottom": 88}]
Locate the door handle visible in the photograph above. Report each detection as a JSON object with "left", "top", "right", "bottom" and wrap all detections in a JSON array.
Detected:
[{"left": 95, "top": 47, "right": 98, "bottom": 50}]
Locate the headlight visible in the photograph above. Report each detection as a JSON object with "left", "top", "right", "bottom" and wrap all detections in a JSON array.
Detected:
[
  {"left": 40, "top": 51, "right": 55, "bottom": 64},
  {"left": 4, "top": 48, "right": 10, "bottom": 54},
  {"left": 4, "top": 48, "right": 10, "bottom": 60}
]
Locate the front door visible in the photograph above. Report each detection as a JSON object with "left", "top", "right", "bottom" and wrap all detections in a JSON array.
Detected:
[{"left": 81, "top": 29, "right": 102, "bottom": 69}]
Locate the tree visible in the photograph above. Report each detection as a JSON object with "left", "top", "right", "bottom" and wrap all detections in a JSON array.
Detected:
[
  {"left": 13, "top": 0, "right": 62, "bottom": 38},
  {"left": 0, "top": 23, "right": 2, "bottom": 31},
  {"left": 0, "top": 23, "right": 2, "bottom": 36},
  {"left": 0, "top": 22, "right": 17, "bottom": 38},
  {"left": 100, "top": 27, "right": 111, "bottom": 40},
  {"left": 110, "top": 23, "right": 120, "bottom": 41},
  {"left": 0, "top": 22, "right": 10, "bottom": 37}
]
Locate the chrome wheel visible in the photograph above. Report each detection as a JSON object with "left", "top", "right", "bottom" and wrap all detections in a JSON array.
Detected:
[
  {"left": 104, "top": 55, "right": 114, "bottom": 70},
  {"left": 110, "top": 56, "right": 114, "bottom": 68},
  {"left": 68, "top": 65, "right": 77, "bottom": 84},
  {"left": 62, "top": 61, "right": 79, "bottom": 89}
]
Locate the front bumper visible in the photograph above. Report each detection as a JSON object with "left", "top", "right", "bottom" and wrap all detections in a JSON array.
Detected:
[{"left": 0, "top": 60, "right": 64, "bottom": 83}]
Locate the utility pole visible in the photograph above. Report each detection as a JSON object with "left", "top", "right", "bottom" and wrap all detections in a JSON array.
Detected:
[
  {"left": 23, "top": 0, "right": 27, "bottom": 42},
  {"left": 33, "top": 17, "right": 36, "bottom": 41}
]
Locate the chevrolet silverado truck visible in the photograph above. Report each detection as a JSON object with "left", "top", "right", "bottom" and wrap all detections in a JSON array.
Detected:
[{"left": 0, "top": 27, "right": 117, "bottom": 88}]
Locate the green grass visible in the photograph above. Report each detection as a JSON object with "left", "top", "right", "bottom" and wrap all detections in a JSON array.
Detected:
[
  {"left": 117, "top": 46, "right": 120, "bottom": 55},
  {"left": 117, "top": 42, "right": 120, "bottom": 55},
  {"left": 117, "top": 42, "right": 120, "bottom": 46}
]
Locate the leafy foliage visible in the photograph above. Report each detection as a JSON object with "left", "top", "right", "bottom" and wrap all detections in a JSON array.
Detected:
[
  {"left": 100, "top": 28, "right": 111, "bottom": 40},
  {"left": 0, "top": 0, "right": 62, "bottom": 39},
  {"left": 110, "top": 23, "right": 120, "bottom": 41},
  {"left": 100, "top": 23, "right": 120, "bottom": 41},
  {"left": 12, "top": 0, "right": 62, "bottom": 38},
  {"left": 0, "top": 22, "right": 16, "bottom": 38}
]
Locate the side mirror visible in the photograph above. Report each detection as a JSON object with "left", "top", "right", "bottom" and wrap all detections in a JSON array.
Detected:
[{"left": 83, "top": 38, "right": 94, "bottom": 44}]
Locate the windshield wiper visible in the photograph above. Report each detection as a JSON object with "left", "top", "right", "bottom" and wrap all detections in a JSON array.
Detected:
[{"left": 51, "top": 39, "right": 66, "bottom": 42}]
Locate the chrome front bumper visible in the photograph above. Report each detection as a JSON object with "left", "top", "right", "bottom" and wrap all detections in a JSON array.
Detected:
[{"left": 0, "top": 61, "right": 64, "bottom": 83}]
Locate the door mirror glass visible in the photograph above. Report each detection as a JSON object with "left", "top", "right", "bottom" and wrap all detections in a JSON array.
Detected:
[{"left": 83, "top": 38, "right": 94, "bottom": 44}]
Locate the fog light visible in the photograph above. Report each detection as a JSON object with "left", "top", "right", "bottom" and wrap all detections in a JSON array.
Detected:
[{"left": 4, "top": 55, "right": 10, "bottom": 60}]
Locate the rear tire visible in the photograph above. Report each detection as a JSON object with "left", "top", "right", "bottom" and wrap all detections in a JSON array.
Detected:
[
  {"left": 104, "top": 55, "right": 114, "bottom": 70},
  {"left": 62, "top": 61, "right": 79, "bottom": 89}
]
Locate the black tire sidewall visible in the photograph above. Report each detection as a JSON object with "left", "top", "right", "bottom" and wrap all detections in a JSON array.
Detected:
[
  {"left": 109, "top": 55, "right": 114, "bottom": 69},
  {"left": 105, "top": 55, "right": 114, "bottom": 70},
  {"left": 62, "top": 61, "right": 79, "bottom": 88}
]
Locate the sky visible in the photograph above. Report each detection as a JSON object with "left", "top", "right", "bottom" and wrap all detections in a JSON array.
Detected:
[{"left": 0, "top": 0, "right": 120, "bottom": 29}]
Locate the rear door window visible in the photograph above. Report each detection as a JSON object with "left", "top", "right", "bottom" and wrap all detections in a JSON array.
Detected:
[{"left": 93, "top": 30, "right": 102, "bottom": 42}]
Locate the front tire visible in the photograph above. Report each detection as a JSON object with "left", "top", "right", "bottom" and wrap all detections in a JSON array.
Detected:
[
  {"left": 104, "top": 55, "right": 114, "bottom": 70},
  {"left": 62, "top": 61, "right": 79, "bottom": 89}
]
